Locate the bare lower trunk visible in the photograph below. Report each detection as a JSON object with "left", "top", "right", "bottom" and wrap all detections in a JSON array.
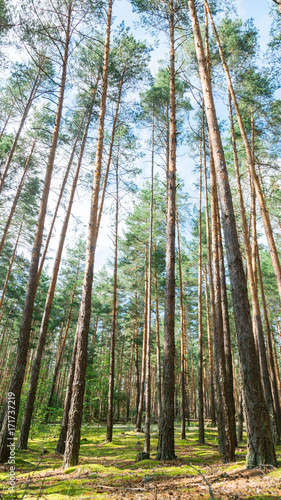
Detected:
[
  {"left": 203, "top": 113, "right": 216, "bottom": 427},
  {"left": 210, "top": 154, "right": 235, "bottom": 462},
  {"left": 45, "top": 264, "right": 80, "bottom": 423}
]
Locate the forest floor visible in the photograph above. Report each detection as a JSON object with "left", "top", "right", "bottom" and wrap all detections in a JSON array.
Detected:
[{"left": 0, "top": 421, "right": 281, "bottom": 500}]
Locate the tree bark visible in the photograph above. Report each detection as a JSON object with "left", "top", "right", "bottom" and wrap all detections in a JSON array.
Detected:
[
  {"left": 45, "top": 263, "right": 80, "bottom": 423},
  {"left": 202, "top": 110, "right": 216, "bottom": 427}
]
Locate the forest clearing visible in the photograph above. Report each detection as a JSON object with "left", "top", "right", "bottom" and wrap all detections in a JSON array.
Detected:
[{"left": 1, "top": 0, "right": 281, "bottom": 498}]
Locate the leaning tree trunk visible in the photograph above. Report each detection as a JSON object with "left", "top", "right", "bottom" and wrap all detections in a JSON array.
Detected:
[
  {"left": 257, "top": 247, "right": 281, "bottom": 440},
  {"left": 36, "top": 111, "right": 87, "bottom": 284},
  {"left": 0, "top": 221, "right": 23, "bottom": 311},
  {"left": 63, "top": 0, "right": 113, "bottom": 468},
  {"left": 157, "top": 5, "right": 177, "bottom": 461},
  {"left": 0, "top": 3, "right": 72, "bottom": 463},
  {"left": 189, "top": 0, "right": 276, "bottom": 467},
  {"left": 17, "top": 100, "right": 94, "bottom": 451},
  {"left": 0, "top": 139, "right": 36, "bottom": 256}
]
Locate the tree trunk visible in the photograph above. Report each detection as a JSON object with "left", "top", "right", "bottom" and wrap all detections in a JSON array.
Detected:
[
  {"left": 197, "top": 139, "right": 204, "bottom": 445},
  {"left": 202, "top": 111, "right": 216, "bottom": 427},
  {"left": 210, "top": 153, "right": 235, "bottom": 462},
  {"left": 157, "top": 5, "right": 176, "bottom": 460},
  {"left": 63, "top": 0, "right": 112, "bottom": 468},
  {"left": 36, "top": 111, "right": 87, "bottom": 284},
  {"left": 217, "top": 205, "right": 237, "bottom": 448},
  {"left": 204, "top": 268, "right": 216, "bottom": 426},
  {"left": 144, "top": 112, "right": 154, "bottom": 455},
  {"left": 106, "top": 150, "right": 119, "bottom": 443},
  {"left": 189, "top": 0, "right": 276, "bottom": 467},
  {"left": 0, "top": 3, "right": 72, "bottom": 463},
  {"left": 56, "top": 334, "right": 78, "bottom": 455},
  {"left": 154, "top": 269, "right": 162, "bottom": 421},
  {"left": 135, "top": 244, "right": 148, "bottom": 432},
  {"left": 176, "top": 212, "right": 186, "bottom": 440}
]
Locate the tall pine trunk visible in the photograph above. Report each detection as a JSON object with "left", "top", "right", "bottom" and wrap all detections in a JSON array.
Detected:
[
  {"left": 157, "top": 4, "right": 177, "bottom": 460},
  {"left": 144, "top": 112, "right": 154, "bottom": 455},
  {"left": 106, "top": 150, "right": 119, "bottom": 443},
  {"left": 63, "top": 0, "right": 113, "bottom": 467}
]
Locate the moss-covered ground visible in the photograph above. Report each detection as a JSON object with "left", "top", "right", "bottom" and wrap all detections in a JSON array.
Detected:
[{"left": 0, "top": 421, "right": 280, "bottom": 499}]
